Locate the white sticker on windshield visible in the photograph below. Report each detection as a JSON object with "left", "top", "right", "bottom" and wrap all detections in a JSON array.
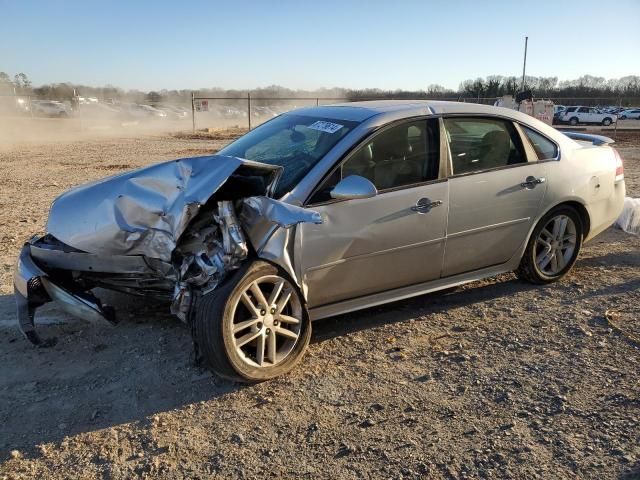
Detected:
[{"left": 307, "top": 120, "right": 344, "bottom": 134}]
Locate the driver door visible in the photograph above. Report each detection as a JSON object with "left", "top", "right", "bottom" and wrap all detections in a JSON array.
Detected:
[{"left": 298, "top": 118, "right": 448, "bottom": 308}]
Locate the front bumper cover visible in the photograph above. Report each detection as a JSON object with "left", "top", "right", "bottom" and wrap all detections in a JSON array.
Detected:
[{"left": 14, "top": 240, "right": 116, "bottom": 345}]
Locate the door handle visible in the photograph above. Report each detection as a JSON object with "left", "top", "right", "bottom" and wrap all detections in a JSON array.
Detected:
[
  {"left": 411, "top": 198, "right": 443, "bottom": 213},
  {"left": 520, "top": 176, "right": 546, "bottom": 188}
]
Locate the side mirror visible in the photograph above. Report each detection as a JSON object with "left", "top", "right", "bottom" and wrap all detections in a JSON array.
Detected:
[{"left": 330, "top": 175, "right": 377, "bottom": 201}]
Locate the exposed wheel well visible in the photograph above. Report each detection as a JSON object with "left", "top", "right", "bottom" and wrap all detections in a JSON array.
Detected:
[{"left": 557, "top": 201, "right": 590, "bottom": 238}]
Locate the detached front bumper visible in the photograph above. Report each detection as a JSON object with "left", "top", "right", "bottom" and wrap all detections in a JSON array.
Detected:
[{"left": 14, "top": 240, "right": 116, "bottom": 345}]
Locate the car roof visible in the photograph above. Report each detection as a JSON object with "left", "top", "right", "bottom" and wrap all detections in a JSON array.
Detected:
[{"left": 292, "top": 100, "right": 534, "bottom": 123}]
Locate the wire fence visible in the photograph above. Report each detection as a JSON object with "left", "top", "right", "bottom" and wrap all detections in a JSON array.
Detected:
[
  {"left": 190, "top": 93, "right": 640, "bottom": 132},
  {"left": 2, "top": 92, "right": 639, "bottom": 132}
]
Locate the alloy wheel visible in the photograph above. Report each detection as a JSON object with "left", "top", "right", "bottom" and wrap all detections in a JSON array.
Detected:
[
  {"left": 534, "top": 214, "right": 577, "bottom": 276},
  {"left": 229, "top": 275, "right": 302, "bottom": 368}
]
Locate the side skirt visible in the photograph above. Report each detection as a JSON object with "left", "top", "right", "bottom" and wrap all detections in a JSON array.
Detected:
[{"left": 308, "top": 263, "right": 514, "bottom": 321}]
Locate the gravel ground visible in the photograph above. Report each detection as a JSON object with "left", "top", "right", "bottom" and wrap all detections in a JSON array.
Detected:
[{"left": 0, "top": 128, "right": 638, "bottom": 479}]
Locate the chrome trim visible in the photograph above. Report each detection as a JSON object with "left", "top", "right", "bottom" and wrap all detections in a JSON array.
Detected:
[{"left": 447, "top": 161, "right": 539, "bottom": 179}]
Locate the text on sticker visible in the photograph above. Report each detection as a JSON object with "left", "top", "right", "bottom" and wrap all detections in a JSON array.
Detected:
[{"left": 307, "top": 121, "right": 344, "bottom": 134}]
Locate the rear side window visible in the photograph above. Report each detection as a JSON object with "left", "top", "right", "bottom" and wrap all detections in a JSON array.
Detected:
[
  {"left": 565, "top": 107, "right": 576, "bottom": 113},
  {"left": 521, "top": 127, "right": 558, "bottom": 160},
  {"left": 444, "top": 117, "right": 527, "bottom": 175}
]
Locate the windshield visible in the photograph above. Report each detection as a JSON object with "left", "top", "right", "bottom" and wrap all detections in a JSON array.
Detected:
[{"left": 218, "top": 113, "right": 359, "bottom": 197}]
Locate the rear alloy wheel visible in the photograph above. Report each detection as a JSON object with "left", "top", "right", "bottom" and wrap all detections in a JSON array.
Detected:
[
  {"left": 194, "top": 261, "right": 311, "bottom": 382},
  {"left": 602, "top": 117, "right": 612, "bottom": 126},
  {"left": 569, "top": 117, "right": 579, "bottom": 126},
  {"left": 516, "top": 206, "right": 583, "bottom": 284}
]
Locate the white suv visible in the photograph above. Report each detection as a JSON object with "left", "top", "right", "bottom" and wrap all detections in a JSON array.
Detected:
[
  {"left": 560, "top": 106, "right": 616, "bottom": 126},
  {"left": 619, "top": 108, "right": 640, "bottom": 120}
]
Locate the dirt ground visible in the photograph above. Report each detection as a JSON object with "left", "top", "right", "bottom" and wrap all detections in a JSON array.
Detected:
[{"left": 0, "top": 127, "right": 638, "bottom": 479}]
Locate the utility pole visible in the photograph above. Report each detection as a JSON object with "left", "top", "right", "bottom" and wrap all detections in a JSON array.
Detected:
[{"left": 520, "top": 36, "right": 528, "bottom": 92}]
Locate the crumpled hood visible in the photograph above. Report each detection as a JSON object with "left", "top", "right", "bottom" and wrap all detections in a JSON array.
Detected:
[{"left": 47, "top": 155, "right": 281, "bottom": 261}]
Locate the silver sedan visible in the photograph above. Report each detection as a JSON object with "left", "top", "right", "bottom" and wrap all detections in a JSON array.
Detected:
[{"left": 14, "top": 101, "right": 626, "bottom": 381}]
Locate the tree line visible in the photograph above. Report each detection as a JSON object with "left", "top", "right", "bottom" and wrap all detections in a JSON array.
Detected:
[{"left": 1, "top": 71, "right": 639, "bottom": 106}]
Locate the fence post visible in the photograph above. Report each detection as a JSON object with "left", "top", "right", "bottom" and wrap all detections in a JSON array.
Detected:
[
  {"left": 191, "top": 92, "right": 195, "bottom": 134},
  {"left": 614, "top": 96, "right": 621, "bottom": 140},
  {"left": 247, "top": 92, "right": 252, "bottom": 130},
  {"left": 316, "top": 97, "right": 319, "bottom": 106}
]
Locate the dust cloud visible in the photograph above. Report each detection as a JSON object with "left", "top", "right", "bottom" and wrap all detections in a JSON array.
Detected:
[{"left": 0, "top": 99, "right": 320, "bottom": 149}]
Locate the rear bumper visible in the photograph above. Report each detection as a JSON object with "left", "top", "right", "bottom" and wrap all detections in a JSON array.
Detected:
[{"left": 14, "top": 240, "right": 116, "bottom": 345}]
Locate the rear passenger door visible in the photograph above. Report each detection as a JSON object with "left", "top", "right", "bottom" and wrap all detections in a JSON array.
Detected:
[
  {"left": 442, "top": 117, "right": 549, "bottom": 277},
  {"left": 587, "top": 108, "right": 600, "bottom": 123},
  {"left": 577, "top": 107, "right": 590, "bottom": 123}
]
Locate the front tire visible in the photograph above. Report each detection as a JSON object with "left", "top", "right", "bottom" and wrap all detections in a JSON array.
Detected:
[
  {"left": 516, "top": 206, "right": 583, "bottom": 284},
  {"left": 569, "top": 117, "right": 579, "bottom": 126},
  {"left": 602, "top": 117, "right": 612, "bottom": 126},
  {"left": 194, "top": 261, "right": 311, "bottom": 382}
]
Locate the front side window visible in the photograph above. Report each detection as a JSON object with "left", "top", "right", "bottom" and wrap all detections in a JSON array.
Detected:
[
  {"left": 342, "top": 119, "right": 439, "bottom": 190},
  {"left": 308, "top": 119, "right": 440, "bottom": 203},
  {"left": 218, "top": 114, "right": 359, "bottom": 197},
  {"left": 444, "top": 117, "right": 526, "bottom": 175},
  {"left": 521, "top": 126, "right": 558, "bottom": 160}
]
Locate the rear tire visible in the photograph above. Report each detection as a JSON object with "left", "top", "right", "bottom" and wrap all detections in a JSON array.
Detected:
[
  {"left": 516, "top": 206, "right": 583, "bottom": 284},
  {"left": 194, "top": 260, "right": 311, "bottom": 382},
  {"left": 569, "top": 117, "right": 579, "bottom": 126},
  {"left": 602, "top": 117, "right": 612, "bottom": 126}
]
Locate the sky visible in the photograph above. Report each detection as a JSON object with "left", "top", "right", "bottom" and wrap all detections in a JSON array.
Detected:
[{"left": 1, "top": 0, "right": 639, "bottom": 92}]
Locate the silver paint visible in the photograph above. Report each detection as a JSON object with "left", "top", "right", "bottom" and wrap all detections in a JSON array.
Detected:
[
  {"left": 46, "top": 155, "right": 280, "bottom": 261},
  {"left": 14, "top": 100, "right": 626, "bottom": 345}
]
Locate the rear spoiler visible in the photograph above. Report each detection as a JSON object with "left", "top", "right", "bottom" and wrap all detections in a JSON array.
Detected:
[{"left": 563, "top": 132, "right": 615, "bottom": 146}]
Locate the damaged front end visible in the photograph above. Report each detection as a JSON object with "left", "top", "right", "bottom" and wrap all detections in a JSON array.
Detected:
[{"left": 14, "top": 154, "right": 322, "bottom": 344}]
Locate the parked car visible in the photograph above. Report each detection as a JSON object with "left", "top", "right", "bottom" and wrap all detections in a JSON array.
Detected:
[
  {"left": 253, "top": 106, "right": 278, "bottom": 118},
  {"left": 31, "top": 100, "right": 71, "bottom": 118},
  {"left": 559, "top": 106, "right": 616, "bottom": 126},
  {"left": 14, "top": 101, "right": 626, "bottom": 381},
  {"left": 218, "top": 105, "right": 247, "bottom": 119},
  {"left": 619, "top": 108, "right": 640, "bottom": 120},
  {"left": 552, "top": 105, "right": 566, "bottom": 124},
  {"left": 123, "top": 104, "right": 167, "bottom": 120},
  {"left": 155, "top": 104, "right": 189, "bottom": 119}
]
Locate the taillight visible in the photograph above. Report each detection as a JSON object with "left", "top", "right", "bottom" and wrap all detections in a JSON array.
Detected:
[{"left": 613, "top": 148, "right": 624, "bottom": 182}]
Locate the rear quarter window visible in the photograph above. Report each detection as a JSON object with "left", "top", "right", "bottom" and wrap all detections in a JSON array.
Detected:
[{"left": 522, "top": 126, "right": 558, "bottom": 160}]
